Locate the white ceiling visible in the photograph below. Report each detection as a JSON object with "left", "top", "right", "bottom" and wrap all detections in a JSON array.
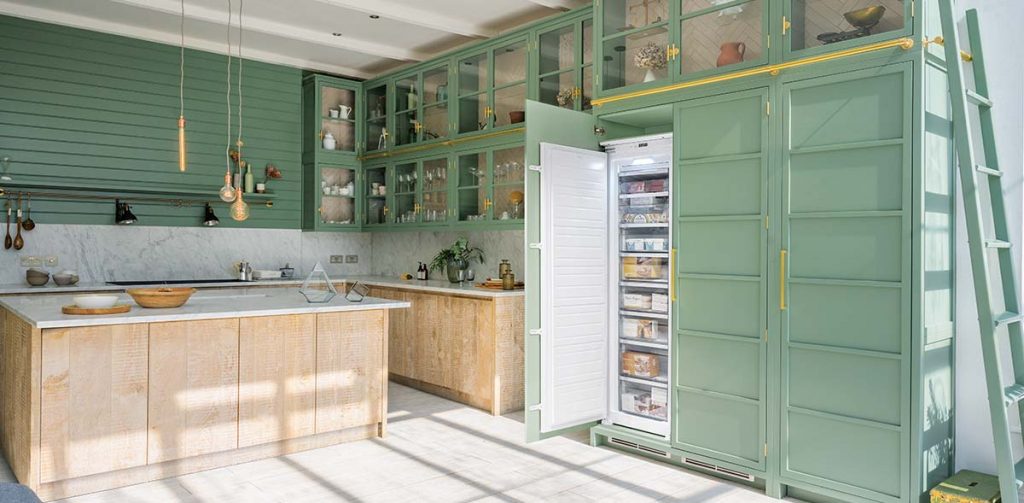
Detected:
[{"left": 0, "top": 0, "right": 590, "bottom": 79}]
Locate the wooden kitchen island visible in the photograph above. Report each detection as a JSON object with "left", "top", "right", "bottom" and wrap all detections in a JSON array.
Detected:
[{"left": 0, "top": 289, "right": 408, "bottom": 501}]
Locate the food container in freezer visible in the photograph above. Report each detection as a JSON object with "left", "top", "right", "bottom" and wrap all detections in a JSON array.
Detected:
[
  {"left": 621, "top": 256, "right": 668, "bottom": 281},
  {"left": 620, "top": 204, "right": 669, "bottom": 224},
  {"left": 620, "top": 383, "right": 668, "bottom": 420},
  {"left": 622, "top": 351, "right": 662, "bottom": 379},
  {"left": 621, "top": 317, "right": 665, "bottom": 342}
]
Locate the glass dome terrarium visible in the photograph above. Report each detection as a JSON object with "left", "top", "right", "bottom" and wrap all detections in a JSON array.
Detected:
[{"left": 299, "top": 262, "right": 337, "bottom": 303}]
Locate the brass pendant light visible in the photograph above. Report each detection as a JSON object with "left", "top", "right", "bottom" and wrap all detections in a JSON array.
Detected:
[
  {"left": 177, "top": 0, "right": 187, "bottom": 172},
  {"left": 229, "top": 0, "right": 249, "bottom": 221}
]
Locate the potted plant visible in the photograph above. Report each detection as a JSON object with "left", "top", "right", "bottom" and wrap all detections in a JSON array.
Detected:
[{"left": 429, "top": 237, "right": 485, "bottom": 283}]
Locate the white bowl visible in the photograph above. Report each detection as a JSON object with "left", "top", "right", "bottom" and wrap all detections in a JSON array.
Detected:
[{"left": 72, "top": 294, "right": 120, "bottom": 310}]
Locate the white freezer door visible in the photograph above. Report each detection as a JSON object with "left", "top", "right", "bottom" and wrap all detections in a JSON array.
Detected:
[{"left": 539, "top": 142, "right": 610, "bottom": 433}]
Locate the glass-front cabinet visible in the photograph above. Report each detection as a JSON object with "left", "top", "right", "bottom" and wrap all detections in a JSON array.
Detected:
[
  {"left": 420, "top": 157, "right": 450, "bottom": 225},
  {"left": 316, "top": 165, "right": 358, "bottom": 229},
  {"left": 364, "top": 163, "right": 388, "bottom": 227},
  {"left": 302, "top": 75, "right": 359, "bottom": 159},
  {"left": 457, "top": 38, "right": 528, "bottom": 134},
  {"left": 393, "top": 63, "right": 452, "bottom": 147},
  {"left": 365, "top": 82, "right": 389, "bottom": 153},
  {"left": 784, "top": 0, "right": 909, "bottom": 57},
  {"left": 455, "top": 144, "right": 525, "bottom": 225},
  {"left": 595, "top": 0, "right": 912, "bottom": 97},
  {"left": 537, "top": 16, "right": 594, "bottom": 111},
  {"left": 364, "top": 156, "right": 453, "bottom": 228}
]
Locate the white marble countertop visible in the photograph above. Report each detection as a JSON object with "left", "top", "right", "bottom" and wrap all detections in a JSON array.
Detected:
[
  {"left": 0, "top": 275, "right": 524, "bottom": 298},
  {"left": 0, "top": 288, "right": 411, "bottom": 329}
]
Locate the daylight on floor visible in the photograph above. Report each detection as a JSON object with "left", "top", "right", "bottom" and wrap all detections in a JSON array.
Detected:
[{"left": 0, "top": 1, "right": 1021, "bottom": 502}]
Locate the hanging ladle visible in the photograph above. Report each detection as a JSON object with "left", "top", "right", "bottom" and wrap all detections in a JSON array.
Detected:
[
  {"left": 3, "top": 198, "right": 11, "bottom": 250},
  {"left": 13, "top": 193, "right": 24, "bottom": 250},
  {"left": 22, "top": 193, "right": 34, "bottom": 231}
]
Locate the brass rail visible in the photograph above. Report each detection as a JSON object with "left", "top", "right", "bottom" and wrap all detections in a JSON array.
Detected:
[
  {"left": 360, "top": 127, "right": 525, "bottom": 162},
  {"left": 592, "top": 37, "right": 915, "bottom": 108}
]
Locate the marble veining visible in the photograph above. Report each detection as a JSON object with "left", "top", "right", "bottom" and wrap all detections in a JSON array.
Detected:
[{"left": 371, "top": 230, "right": 524, "bottom": 281}]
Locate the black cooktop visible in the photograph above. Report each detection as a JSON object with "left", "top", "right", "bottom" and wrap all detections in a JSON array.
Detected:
[{"left": 106, "top": 279, "right": 244, "bottom": 286}]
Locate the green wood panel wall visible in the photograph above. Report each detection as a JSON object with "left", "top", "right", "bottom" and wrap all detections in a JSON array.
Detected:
[{"left": 0, "top": 15, "right": 302, "bottom": 228}]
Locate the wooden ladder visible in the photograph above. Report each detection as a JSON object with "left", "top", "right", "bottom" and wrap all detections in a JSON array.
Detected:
[{"left": 937, "top": 3, "right": 1024, "bottom": 499}]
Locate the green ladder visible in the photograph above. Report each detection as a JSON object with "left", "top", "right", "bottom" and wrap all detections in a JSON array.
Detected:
[{"left": 937, "top": 3, "right": 1024, "bottom": 500}]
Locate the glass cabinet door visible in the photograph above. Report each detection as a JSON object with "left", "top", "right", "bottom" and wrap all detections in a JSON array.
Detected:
[
  {"left": 392, "top": 162, "right": 419, "bottom": 224},
  {"left": 365, "top": 83, "right": 389, "bottom": 152},
  {"left": 421, "top": 64, "right": 450, "bottom": 142},
  {"left": 538, "top": 18, "right": 593, "bottom": 112},
  {"left": 318, "top": 85, "right": 356, "bottom": 153},
  {"left": 420, "top": 157, "right": 449, "bottom": 224},
  {"left": 364, "top": 164, "right": 388, "bottom": 226},
  {"left": 393, "top": 75, "right": 419, "bottom": 147},
  {"left": 600, "top": 0, "right": 673, "bottom": 92},
  {"left": 491, "top": 146, "right": 525, "bottom": 221},
  {"left": 786, "top": 0, "right": 907, "bottom": 55},
  {"left": 458, "top": 53, "right": 489, "bottom": 134},
  {"left": 319, "top": 166, "right": 356, "bottom": 227},
  {"left": 492, "top": 40, "right": 527, "bottom": 129},
  {"left": 679, "top": 0, "right": 766, "bottom": 77},
  {"left": 456, "top": 151, "right": 488, "bottom": 221}
]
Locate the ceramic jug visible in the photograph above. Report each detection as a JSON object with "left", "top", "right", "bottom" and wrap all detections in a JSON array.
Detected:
[
  {"left": 716, "top": 42, "right": 746, "bottom": 67},
  {"left": 338, "top": 105, "right": 353, "bottom": 119}
]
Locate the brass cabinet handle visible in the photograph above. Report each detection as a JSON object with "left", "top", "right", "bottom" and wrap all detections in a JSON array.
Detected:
[
  {"left": 780, "top": 249, "right": 787, "bottom": 310},
  {"left": 670, "top": 248, "right": 677, "bottom": 302},
  {"left": 782, "top": 16, "right": 791, "bottom": 35},
  {"left": 483, "top": 198, "right": 493, "bottom": 210},
  {"left": 383, "top": 206, "right": 389, "bottom": 214}
]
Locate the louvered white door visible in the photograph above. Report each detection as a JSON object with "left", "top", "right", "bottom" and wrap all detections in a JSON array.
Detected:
[{"left": 539, "top": 142, "right": 610, "bottom": 433}]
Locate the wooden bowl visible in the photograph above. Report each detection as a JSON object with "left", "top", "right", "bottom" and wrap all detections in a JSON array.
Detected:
[{"left": 126, "top": 287, "right": 196, "bottom": 309}]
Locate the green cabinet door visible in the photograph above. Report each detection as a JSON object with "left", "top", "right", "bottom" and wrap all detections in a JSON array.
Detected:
[
  {"left": 778, "top": 63, "right": 912, "bottom": 502},
  {"left": 672, "top": 88, "right": 768, "bottom": 471}
]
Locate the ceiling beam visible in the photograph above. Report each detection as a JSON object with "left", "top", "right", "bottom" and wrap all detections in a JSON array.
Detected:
[
  {"left": 311, "top": 0, "right": 495, "bottom": 38},
  {"left": 520, "top": 0, "right": 579, "bottom": 10},
  {"left": 108, "top": 0, "right": 428, "bottom": 61},
  {"left": 0, "top": 0, "right": 373, "bottom": 77}
]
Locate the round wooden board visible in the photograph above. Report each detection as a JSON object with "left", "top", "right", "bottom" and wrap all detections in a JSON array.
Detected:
[{"left": 62, "top": 304, "right": 132, "bottom": 315}]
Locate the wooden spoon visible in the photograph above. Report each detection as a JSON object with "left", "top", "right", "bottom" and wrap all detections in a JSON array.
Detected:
[
  {"left": 22, "top": 193, "right": 34, "bottom": 231},
  {"left": 13, "top": 194, "right": 23, "bottom": 250},
  {"left": 3, "top": 198, "right": 11, "bottom": 250}
]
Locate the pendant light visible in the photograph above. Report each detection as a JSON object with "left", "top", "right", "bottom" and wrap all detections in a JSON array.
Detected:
[
  {"left": 218, "top": 0, "right": 236, "bottom": 203},
  {"left": 229, "top": 0, "right": 249, "bottom": 221},
  {"left": 177, "top": 0, "right": 187, "bottom": 172}
]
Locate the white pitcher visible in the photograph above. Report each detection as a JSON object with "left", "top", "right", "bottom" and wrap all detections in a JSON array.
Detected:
[{"left": 338, "top": 105, "right": 353, "bottom": 119}]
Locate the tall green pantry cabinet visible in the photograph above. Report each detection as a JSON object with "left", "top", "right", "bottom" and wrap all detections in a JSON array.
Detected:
[
  {"left": 525, "top": 2, "right": 955, "bottom": 502},
  {"left": 302, "top": 74, "right": 362, "bottom": 231}
]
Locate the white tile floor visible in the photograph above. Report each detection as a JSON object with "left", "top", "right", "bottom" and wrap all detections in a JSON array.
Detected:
[{"left": 1, "top": 383, "right": 797, "bottom": 502}]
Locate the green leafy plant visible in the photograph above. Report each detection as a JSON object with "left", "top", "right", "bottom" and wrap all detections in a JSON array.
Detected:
[{"left": 429, "top": 237, "right": 484, "bottom": 272}]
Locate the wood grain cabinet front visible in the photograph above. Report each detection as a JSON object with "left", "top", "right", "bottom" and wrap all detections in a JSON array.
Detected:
[
  {"left": 314, "top": 311, "right": 387, "bottom": 434},
  {"left": 39, "top": 324, "right": 149, "bottom": 483},
  {"left": 147, "top": 318, "right": 240, "bottom": 464},
  {"left": 238, "top": 314, "right": 317, "bottom": 448}
]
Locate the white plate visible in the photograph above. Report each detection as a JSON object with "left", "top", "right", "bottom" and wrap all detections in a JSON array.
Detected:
[{"left": 72, "top": 294, "right": 120, "bottom": 309}]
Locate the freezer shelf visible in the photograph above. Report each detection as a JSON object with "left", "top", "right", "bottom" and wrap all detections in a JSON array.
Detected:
[
  {"left": 621, "top": 256, "right": 669, "bottom": 282},
  {"left": 619, "top": 380, "right": 668, "bottom": 421},
  {"left": 620, "top": 314, "right": 669, "bottom": 343}
]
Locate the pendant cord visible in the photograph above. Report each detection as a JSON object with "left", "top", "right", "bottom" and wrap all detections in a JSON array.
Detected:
[
  {"left": 236, "top": 0, "right": 243, "bottom": 162},
  {"left": 225, "top": 0, "right": 232, "bottom": 177},
  {"left": 178, "top": 0, "right": 185, "bottom": 118}
]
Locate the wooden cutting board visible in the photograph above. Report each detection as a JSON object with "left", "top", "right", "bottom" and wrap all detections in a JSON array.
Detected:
[
  {"left": 62, "top": 304, "right": 132, "bottom": 315},
  {"left": 475, "top": 280, "right": 525, "bottom": 290}
]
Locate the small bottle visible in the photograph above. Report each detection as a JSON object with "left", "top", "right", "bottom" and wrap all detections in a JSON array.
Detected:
[
  {"left": 418, "top": 262, "right": 428, "bottom": 281},
  {"left": 244, "top": 163, "right": 255, "bottom": 193}
]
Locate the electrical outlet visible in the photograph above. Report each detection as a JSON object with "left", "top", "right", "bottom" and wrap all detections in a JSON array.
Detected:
[
  {"left": 45, "top": 256, "right": 58, "bottom": 267},
  {"left": 345, "top": 255, "right": 358, "bottom": 264},
  {"left": 20, "top": 256, "right": 42, "bottom": 267},
  {"left": 329, "top": 255, "right": 345, "bottom": 264}
]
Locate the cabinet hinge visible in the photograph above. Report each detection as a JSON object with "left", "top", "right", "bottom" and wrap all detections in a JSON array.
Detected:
[
  {"left": 529, "top": 328, "right": 543, "bottom": 336},
  {"left": 528, "top": 242, "right": 543, "bottom": 250},
  {"left": 529, "top": 404, "right": 543, "bottom": 412},
  {"left": 764, "top": 443, "right": 768, "bottom": 457},
  {"left": 911, "top": 0, "right": 915, "bottom": 18},
  {"left": 765, "top": 101, "right": 771, "bottom": 116},
  {"left": 767, "top": 34, "right": 770, "bottom": 49},
  {"left": 529, "top": 164, "right": 542, "bottom": 172}
]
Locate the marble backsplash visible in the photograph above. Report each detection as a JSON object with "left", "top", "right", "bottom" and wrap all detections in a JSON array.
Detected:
[
  {"left": 371, "top": 230, "right": 524, "bottom": 281},
  {"left": 0, "top": 224, "right": 372, "bottom": 284},
  {"left": 0, "top": 224, "right": 524, "bottom": 285}
]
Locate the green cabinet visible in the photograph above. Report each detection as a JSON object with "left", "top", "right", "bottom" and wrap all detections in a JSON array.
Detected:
[
  {"left": 457, "top": 38, "right": 529, "bottom": 135},
  {"left": 362, "top": 154, "right": 454, "bottom": 229},
  {"left": 454, "top": 144, "right": 525, "bottom": 225},
  {"left": 365, "top": 81, "right": 389, "bottom": 153},
  {"left": 593, "top": 0, "right": 912, "bottom": 98},
  {"left": 393, "top": 63, "right": 452, "bottom": 147},
  {"left": 536, "top": 16, "right": 595, "bottom": 111},
  {"left": 301, "top": 75, "right": 361, "bottom": 231}
]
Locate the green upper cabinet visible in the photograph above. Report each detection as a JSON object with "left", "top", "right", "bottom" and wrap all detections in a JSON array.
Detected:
[
  {"left": 365, "top": 81, "right": 390, "bottom": 153},
  {"left": 363, "top": 162, "right": 389, "bottom": 227},
  {"left": 783, "top": 0, "right": 911, "bottom": 59},
  {"left": 457, "top": 37, "right": 529, "bottom": 135},
  {"left": 393, "top": 62, "right": 452, "bottom": 147},
  {"left": 594, "top": 0, "right": 914, "bottom": 99},
  {"left": 302, "top": 74, "right": 362, "bottom": 232},
  {"left": 536, "top": 16, "right": 595, "bottom": 112},
  {"left": 303, "top": 75, "right": 360, "bottom": 161},
  {"left": 454, "top": 143, "right": 525, "bottom": 226}
]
